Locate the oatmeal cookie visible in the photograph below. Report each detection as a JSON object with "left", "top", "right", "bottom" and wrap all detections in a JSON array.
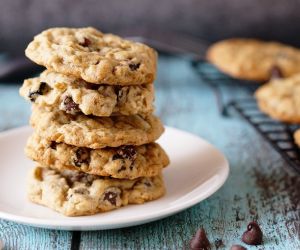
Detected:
[
  {"left": 207, "top": 38, "right": 300, "bottom": 81},
  {"left": 20, "top": 70, "right": 154, "bottom": 116},
  {"left": 25, "top": 132, "right": 169, "bottom": 179},
  {"left": 25, "top": 27, "right": 157, "bottom": 85},
  {"left": 28, "top": 166, "right": 165, "bottom": 216}
]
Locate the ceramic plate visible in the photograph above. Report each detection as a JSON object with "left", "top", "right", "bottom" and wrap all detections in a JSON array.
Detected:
[{"left": 0, "top": 126, "right": 229, "bottom": 230}]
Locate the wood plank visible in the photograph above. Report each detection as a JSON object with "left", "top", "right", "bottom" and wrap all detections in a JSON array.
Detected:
[{"left": 0, "top": 219, "right": 72, "bottom": 249}]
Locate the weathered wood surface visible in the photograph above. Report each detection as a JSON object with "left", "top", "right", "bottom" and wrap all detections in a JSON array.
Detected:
[{"left": 0, "top": 56, "right": 299, "bottom": 249}]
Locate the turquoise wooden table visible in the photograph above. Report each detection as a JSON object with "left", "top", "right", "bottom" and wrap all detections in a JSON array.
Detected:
[{"left": 0, "top": 56, "right": 299, "bottom": 250}]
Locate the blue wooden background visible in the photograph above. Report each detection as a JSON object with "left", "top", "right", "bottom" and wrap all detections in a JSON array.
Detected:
[{"left": 0, "top": 56, "right": 299, "bottom": 249}]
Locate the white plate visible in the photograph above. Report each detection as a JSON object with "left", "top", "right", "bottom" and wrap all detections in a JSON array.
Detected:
[{"left": 0, "top": 126, "right": 229, "bottom": 231}]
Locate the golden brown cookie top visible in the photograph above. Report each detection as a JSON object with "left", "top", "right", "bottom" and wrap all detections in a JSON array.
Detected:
[
  {"left": 25, "top": 27, "right": 157, "bottom": 85},
  {"left": 207, "top": 38, "right": 300, "bottom": 81},
  {"left": 255, "top": 74, "right": 300, "bottom": 123}
]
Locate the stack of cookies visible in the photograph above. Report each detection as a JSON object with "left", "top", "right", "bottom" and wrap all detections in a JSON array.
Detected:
[
  {"left": 207, "top": 38, "right": 300, "bottom": 146},
  {"left": 20, "top": 27, "right": 169, "bottom": 216}
]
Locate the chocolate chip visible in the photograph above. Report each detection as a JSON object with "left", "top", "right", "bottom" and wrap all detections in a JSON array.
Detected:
[
  {"left": 114, "top": 86, "right": 123, "bottom": 100},
  {"left": 49, "top": 141, "right": 57, "bottom": 150},
  {"left": 64, "top": 171, "right": 97, "bottom": 187},
  {"left": 61, "top": 96, "right": 80, "bottom": 114},
  {"left": 230, "top": 245, "right": 247, "bottom": 250},
  {"left": 270, "top": 65, "right": 283, "bottom": 79},
  {"left": 214, "top": 238, "right": 224, "bottom": 248},
  {"left": 144, "top": 181, "right": 152, "bottom": 187},
  {"left": 103, "top": 190, "right": 119, "bottom": 206},
  {"left": 79, "top": 37, "right": 91, "bottom": 47},
  {"left": 72, "top": 148, "right": 90, "bottom": 167},
  {"left": 190, "top": 228, "right": 210, "bottom": 250},
  {"left": 112, "top": 146, "right": 137, "bottom": 161},
  {"left": 85, "top": 83, "right": 99, "bottom": 90},
  {"left": 129, "top": 63, "right": 140, "bottom": 71},
  {"left": 242, "top": 221, "right": 263, "bottom": 245},
  {"left": 28, "top": 82, "right": 50, "bottom": 102}
]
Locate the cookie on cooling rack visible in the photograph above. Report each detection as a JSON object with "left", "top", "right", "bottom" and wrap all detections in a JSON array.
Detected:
[
  {"left": 255, "top": 74, "right": 300, "bottom": 123},
  {"left": 294, "top": 130, "right": 300, "bottom": 147},
  {"left": 207, "top": 38, "right": 300, "bottom": 81}
]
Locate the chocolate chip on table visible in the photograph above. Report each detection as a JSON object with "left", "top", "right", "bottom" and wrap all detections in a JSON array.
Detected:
[
  {"left": 72, "top": 148, "right": 90, "bottom": 167},
  {"left": 112, "top": 146, "right": 137, "bottom": 161},
  {"left": 62, "top": 96, "right": 80, "bottom": 114},
  {"left": 129, "top": 63, "right": 140, "bottom": 71},
  {"left": 28, "top": 82, "right": 50, "bottom": 102},
  {"left": 242, "top": 221, "right": 263, "bottom": 245},
  {"left": 230, "top": 245, "right": 247, "bottom": 250},
  {"left": 79, "top": 37, "right": 91, "bottom": 47},
  {"left": 214, "top": 238, "right": 224, "bottom": 248},
  {"left": 190, "top": 228, "right": 210, "bottom": 250},
  {"left": 270, "top": 65, "right": 283, "bottom": 79}
]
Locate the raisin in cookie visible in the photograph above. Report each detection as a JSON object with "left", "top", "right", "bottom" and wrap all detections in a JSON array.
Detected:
[
  {"left": 28, "top": 166, "right": 165, "bottom": 216},
  {"left": 25, "top": 27, "right": 157, "bottom": 85},
  {"left": 26, "top": 133, "right": 169, "bottom": 179},
  {"left": 255, "top": 74, "right": 300, "bottom": 123},
  {"left": 207, "top": 38, "right": 300, "bottom": 81},
  {"left": 20, "top": 70, "right": 154, "bottom": 116},
  {"left": 30, "top": 106, "right": 164, "bottom": 149}
]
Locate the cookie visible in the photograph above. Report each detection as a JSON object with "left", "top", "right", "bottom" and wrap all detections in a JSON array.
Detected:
[
  {"left": 25, "top": 132, "right": 169, "bottom": 179},
  {"left": 25, "top": 27, "right": 157, "bottom": 85},
  {"left": 255, "top": 74, "right": 300, "bottom": 123},
  {"left": 207, "top": 38, "right": 300, "bottom": 81},
  {"left": 294, "top": 130, "right": 300, "bottom": 147},
  {"left": 30, "top": 106, "right": 164, "bottom": 149},
  {"left": 28, "top": 166, "right": 165, "bottom": 216},
  {"left": 20, "top": 70, "right": 154, "bottom": 116}
]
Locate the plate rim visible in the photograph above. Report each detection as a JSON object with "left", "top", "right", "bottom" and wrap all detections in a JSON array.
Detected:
[{"left": 0, "top": 125, "right": 229, "bottom": 230}]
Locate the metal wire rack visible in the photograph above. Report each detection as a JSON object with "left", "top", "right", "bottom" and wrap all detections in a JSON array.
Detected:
[{"left": 191, "top": 60, "right": 300, "bottom": 173}]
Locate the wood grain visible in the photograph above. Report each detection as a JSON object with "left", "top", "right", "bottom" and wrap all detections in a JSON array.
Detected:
[{"left": 0, "top": 57, "right": 299, "bottom": 249}]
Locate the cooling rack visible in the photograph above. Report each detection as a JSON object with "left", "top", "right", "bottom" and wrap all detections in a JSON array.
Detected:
[{"left": 191, "top": 60, "right": 300, "bottom": 173}]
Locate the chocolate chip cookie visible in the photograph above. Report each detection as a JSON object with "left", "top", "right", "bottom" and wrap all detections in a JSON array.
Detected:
[
  {"left": 20, "top": 70, "right": 154, "bottom": 116},
  {"left": 207, "top": 38, "right": 300, "bottom": 81},
  {"left": 26, "top": 132, "right": 169, "bottom": 179},
  {"left": 28, "top": 166, "right": 165, "bottom": 216},
  {"left": 30, "top": 106, "right": 164, "bottom": 149},
  {"left": 25, "top": 27, "right": 157, "bottom": 85},
  {"left": 255, "top": 74, "right": 300, "bottom": 123}
]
